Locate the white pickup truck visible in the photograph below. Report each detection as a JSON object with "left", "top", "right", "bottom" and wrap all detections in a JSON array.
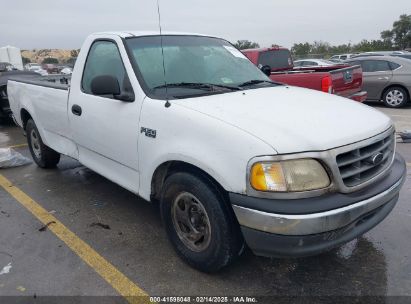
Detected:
[{"left": 8, "top": 32, "right": 406, "bottom": 272}]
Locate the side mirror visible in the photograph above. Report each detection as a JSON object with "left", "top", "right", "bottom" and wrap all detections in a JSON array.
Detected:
[
  {"left": 260, "top": 65, "right": 272, "bottom": 76},
  {"left": 91, "top": 75, "right": 120, "bottom": 96}
]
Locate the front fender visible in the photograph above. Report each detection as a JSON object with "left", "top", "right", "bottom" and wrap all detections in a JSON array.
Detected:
[{"left": 137, "top": 100, "right": 275, "bottom": 201}]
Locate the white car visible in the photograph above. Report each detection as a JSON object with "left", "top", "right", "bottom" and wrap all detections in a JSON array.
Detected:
[
  {"left": 7, "top": 31, "right": 406, "bottom": 272},
  {"left": 25, "top": 63, "right": 41, "bottom": 71},
  {"left": 294, "top": 59, "right": 340, "bottom": 68},
  {"left": 60, "top": 67, "right": 73, "bottom": 75},
  {"left": 330, "top": 54, "right": 357, "bottom": 61},
  {"left": 33, "top": 68, "right": 48, "bottom": 76}
]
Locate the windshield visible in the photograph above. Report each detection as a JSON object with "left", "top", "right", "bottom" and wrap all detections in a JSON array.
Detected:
[{"left": 125, "top": 35, "right": 273, "bottom": 99}]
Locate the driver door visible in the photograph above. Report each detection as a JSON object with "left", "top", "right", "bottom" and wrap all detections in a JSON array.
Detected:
[{"left": 69, "top": 39, "right": 141, "bottom": 193}]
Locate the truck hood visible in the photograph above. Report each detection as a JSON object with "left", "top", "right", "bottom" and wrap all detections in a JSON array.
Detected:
[{"left": 173, "top": 86, "right": 392, "bottom": 154}]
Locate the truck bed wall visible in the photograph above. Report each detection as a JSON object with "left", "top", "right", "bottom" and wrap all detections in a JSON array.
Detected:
[{"left": 7, "top": 80, "right": 78, "bottom": 159}]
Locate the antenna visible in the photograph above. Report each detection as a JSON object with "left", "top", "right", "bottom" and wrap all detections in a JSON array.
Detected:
[{"left": 156, "top": 0, "right": 170, "bottom": 107}]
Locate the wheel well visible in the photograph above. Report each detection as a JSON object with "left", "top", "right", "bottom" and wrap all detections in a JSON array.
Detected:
[
  {"left": 381, "top": 85, "right": 410, "bottom": 102},
  {"left": 150, "top": 161, "right": 228, "bottom": 203},
  {"left": 20, "top": 109, "right": 32, "bottom": 130}
]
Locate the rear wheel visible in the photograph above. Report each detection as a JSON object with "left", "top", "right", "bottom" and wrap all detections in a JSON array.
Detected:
[
  {"left": 26, "top": 119, "right": 60, "bottom": 168},
  {"left": 160, "top": 171, "right": 244, "bottom": 272},
  {"left": 383, "top": 87, "right": 408, "bottom": 108}
]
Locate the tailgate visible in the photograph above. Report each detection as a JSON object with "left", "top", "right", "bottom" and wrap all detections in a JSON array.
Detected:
[{"left": 330, "top": 65, "right": 363, "bottom": 98}]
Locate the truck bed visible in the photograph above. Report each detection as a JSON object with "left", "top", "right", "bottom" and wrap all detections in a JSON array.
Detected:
[
  {"left": 8, "top": 74, "right": 71, "bottom": 91},
  {"left": 7, "top": 75, "right": 74, "bottom": 157},
  {"left": 269, "top": 65, "right": 365, "bottom": 100}
]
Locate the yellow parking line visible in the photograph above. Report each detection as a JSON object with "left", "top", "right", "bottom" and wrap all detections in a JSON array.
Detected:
[
  {"left": 0, "top": 174, "right": 149, "bottom": 304},
  {"left": 3, "top": 143, "right": 28, "bottom": 149}
]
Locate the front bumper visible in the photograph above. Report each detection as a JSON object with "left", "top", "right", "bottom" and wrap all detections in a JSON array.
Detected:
[{"left": 230, "top": 153, "right": 406, "bottom": 258}]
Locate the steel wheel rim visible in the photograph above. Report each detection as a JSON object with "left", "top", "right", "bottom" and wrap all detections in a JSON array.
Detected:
[
  {"left": 30, "top": 129, "right": 41, "bottom": 159},
  {"left": 171, "top": 192, "right": 212, "bottom": 252},
  {"left": 386, "top": 90, "right": 404, "bottom": 106}
]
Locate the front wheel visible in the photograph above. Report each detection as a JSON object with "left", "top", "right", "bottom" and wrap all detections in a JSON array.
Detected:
[
  {"left": 26, "top": 119, "right": 60, "bottom": 168},
  {"left": 160, "top": 172, "right": 244, "bottom": 272},
  {"left": 383, "top": 87, "right": 408, "bottom": 108}
]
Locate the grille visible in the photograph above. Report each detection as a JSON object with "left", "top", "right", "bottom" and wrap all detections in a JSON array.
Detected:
[{"left": 336, "top": 132, "right": 395, "bottom": 187}]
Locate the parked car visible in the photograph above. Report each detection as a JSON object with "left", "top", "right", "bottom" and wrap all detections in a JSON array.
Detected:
[
  {"left": 351, "top": 51, "right": 411, "bottom": 58},
  {"left": 42, "top": 64, "right": 59, "bottom": 74},
  {"left": 346, "top": 56, "right": 411, "bottom": 108},
  {"left": 60, "top": 67, "right": 73, "bottom": 75},
  {"left": 242, "top": 47, "right": 367, "bottom": 102},
  {"left": 7, "top": 32, "right": 406, "bottom": 272},
  {"left": 25, "top": 63, "right": 42, "bottom": 71},
  {"left": 353, "top": 51, "right": 411, "bottom": 59},
  {"left": 329, "top": 54, "right": 357, "bottom": 61},
  {"left": 393, "top": 54, "right": 411, "bottom": 60},
  {"left": 33, "top": 68, "right": 49, "bottom": 76},
  {"left": 0, "top": 62, "right": 16, "bottom": 72},
  {"left": 0, "top": 62, "right": 38, "bottom": 120},
  {"left": 294, "top": 59, "right": 342, "bottom": 68}
]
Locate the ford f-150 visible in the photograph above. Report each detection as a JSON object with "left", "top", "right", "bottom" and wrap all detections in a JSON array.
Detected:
[{"left": 7, "top": 32, "right": 406, "bottom": 272}]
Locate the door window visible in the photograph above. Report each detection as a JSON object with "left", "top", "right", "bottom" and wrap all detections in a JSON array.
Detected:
[
  {"left": 361, "top": 60, "right": 391, "bottom": 72},
  {"left": 82, "top": 40, "right": 133, "bottom": 98}
]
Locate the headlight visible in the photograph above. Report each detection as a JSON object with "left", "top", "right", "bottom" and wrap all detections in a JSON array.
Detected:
[{"left": 250, "top": 159, "right": 330, "bottom": 192}]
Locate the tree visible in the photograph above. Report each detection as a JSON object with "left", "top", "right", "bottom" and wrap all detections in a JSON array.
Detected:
[
  {"left": 65, "top": 57, "right": 77, "bottom": 67},
  {"left": 352, "top": 39, "right": 393, "bottom": 52},
  {"left": 381, "top": 14, "right": 411, "bottom": 49},
  {"left": 70, "top": 49, "right": 79, "bottom": 58},
  {"left": 42, "top": 57, "right": 59, "bottom": 64},
  {"left": 291, "top": 42, "right": 311, "bottom": 57},
  {"left": 310, "top": 41, "right": 331, "bottom": 57},
  {"left": 22, "top": 57, "right": 31, "bottom": 65},
  {"left": 233, "top": 40, "right": 260, "bottom": 50}
]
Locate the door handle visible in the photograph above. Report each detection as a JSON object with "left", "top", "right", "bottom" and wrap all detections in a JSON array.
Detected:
[
  {"left": 377, "top": 77, "right": 389, "bottom": 80},
  {"left": 71, "top": 104, "right": 82, "bottom": 116}
]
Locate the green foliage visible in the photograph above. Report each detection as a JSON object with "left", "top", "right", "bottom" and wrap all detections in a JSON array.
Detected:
[
  {"left": 22, "top": 57, "right": 31, "bottom": 65},
  {"left": 291, "top": 42, "right": 311, "bottom": 57},
  {"left": 233, "top": 40, "right": 260, "bottom": 50},
  {"left": 42, "top": 57, "right": 59, "bottom": 64},
  {"left": 289, "top": 14, "right": 408, "bottom": 58},
  {"left": 65, "top": 57, "right": 77, "bottom": 66},
  {"left": 381, "top": 14, "right": 411, "bottom": 49}
]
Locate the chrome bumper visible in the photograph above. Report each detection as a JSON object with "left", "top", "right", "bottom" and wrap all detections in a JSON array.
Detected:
[{"left": 233, "top": 174, "right": 405, "bottom": 236}]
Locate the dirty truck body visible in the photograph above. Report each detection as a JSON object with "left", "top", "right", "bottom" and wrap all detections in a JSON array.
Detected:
[{"left": 7, "top": 32, "right": 406, "bottom": 272}]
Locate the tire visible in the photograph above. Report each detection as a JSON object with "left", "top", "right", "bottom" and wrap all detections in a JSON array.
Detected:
[
  {"left": 160, "top": 171, "right": 244, "bottom": 272},
  {"left": 26, "top": 119, "right": 60, "bottom": 168},
  {"left": 383, "top": 86, "right": 408, "bottom": 108}
]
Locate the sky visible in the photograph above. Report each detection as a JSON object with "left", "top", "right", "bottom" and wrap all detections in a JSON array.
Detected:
[{"left": 0, "top": 0, "right": 409, "bottom": 50}]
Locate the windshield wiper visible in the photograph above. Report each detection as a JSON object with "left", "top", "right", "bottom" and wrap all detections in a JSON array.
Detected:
[
  {"left": 153, "top": 82, "right": 240, "bottom": 91},
  {"left": 238, "top": 80, "right": 279, "bottom": 87}
]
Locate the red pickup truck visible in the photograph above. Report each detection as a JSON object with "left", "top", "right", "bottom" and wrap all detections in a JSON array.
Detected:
[{"left": 242, "top": 47, "right": 367, "bottom": 102}]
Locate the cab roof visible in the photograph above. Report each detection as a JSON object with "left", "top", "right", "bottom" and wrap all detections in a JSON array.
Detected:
[{"left": 90, "top": 31, "right": 212, "bottom": 38}]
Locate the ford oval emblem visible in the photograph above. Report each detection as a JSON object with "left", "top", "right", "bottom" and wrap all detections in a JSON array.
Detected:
[{"left": 371, "top": 153, "right": 384, "bottom": 165}]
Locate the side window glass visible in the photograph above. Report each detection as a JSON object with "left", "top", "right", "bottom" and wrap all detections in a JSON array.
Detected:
[
  {"left": 82, "top": 40, "right": 133, "bottom": 98},
  {"left": 389, "top": 62, "right": 401, "bottom": 70},
  {"left": 362, "top": 60, "right": 391, "bottom": 73}
]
